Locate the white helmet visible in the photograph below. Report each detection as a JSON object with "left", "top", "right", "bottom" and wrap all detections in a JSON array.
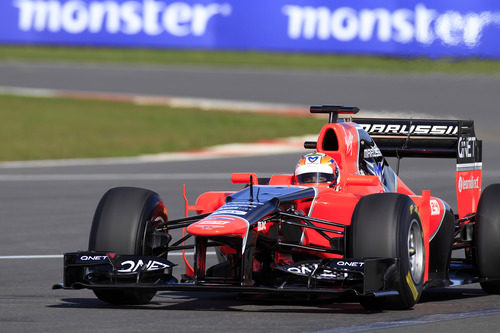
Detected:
[{"left": 294, "top": 152, "right": 340, "bottom": 185}]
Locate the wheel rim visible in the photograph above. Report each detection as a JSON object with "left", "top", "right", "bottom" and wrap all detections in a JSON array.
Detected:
[{"left": 408, "top": 219, "right": 424, "bottom": 284}]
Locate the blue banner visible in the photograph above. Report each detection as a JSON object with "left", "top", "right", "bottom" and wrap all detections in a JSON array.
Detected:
[{"left": 1, "top": 0, "right": 500, "bottom": 58}]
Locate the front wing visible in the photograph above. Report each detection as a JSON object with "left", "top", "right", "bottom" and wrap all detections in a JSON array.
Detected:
[{"left": 54, "top": 252, "right": 400, "bottom": 299}]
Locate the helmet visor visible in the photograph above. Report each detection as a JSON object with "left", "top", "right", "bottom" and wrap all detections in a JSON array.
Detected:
[{"left": 297, "top": 172, "right": 335, "bottom": 184}]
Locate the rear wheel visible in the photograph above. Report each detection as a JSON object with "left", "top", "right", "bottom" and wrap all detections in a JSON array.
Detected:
[
  {"left": 350, "top": 193, "right": 425, "bottom": 310},
  {"left": 88, "top": 187, "right": 168, "bottom": 305},
  {"left": 475, "top": 184, "right": 500, "bottom": 293}
]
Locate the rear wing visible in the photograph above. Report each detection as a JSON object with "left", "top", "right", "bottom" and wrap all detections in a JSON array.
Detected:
[
  {"left": 353, "top": 118, "right": 482, "bottom": 161},
  {"left": 306, "top": 106, "right": 482, "bottom": 163},
  {"left": 353, "top": 117, "right": 482, "bottom": 218}
]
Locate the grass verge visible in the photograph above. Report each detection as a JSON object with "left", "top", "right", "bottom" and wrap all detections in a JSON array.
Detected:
[
  {"left": 0, "top": 94, "right": 323, "bottom": 161},
  {"left": 1, "top": 45, "right": 499, "bottom": 74}
]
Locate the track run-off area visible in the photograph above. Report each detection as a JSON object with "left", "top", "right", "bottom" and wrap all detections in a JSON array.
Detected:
[{"left": 1, "top": 62, "right": 500, "bottom": 332}]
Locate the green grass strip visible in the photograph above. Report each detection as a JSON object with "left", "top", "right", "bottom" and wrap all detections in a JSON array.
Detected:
[
  {"left": 0, "top": 94, "right": 324, "bottom": 161},
  {"left": 1, "top": 45, "right": 499, "bottom": 74}
]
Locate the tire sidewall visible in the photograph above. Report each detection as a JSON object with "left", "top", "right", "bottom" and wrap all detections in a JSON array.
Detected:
[{"left": 392, "top": 200, "right": 424, "bottom": 308}]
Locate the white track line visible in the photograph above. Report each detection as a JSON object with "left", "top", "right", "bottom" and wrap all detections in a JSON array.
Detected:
[
  {"left": 0, "top": 171, "right": 468, "bottom": 182},
  {"left": 0, "top": 252, "right": 216, "bottom": 260},
  {"left": 0, "top": 85, "right": 308, "bottom": 114},
  {"left": 0, "top": 255, "right": 63, "bottom": 259},
  {"left": 309, "top": 309, "right": 500, "bottom": 333},
  {"left": 0, "top": 173, "right": 235, "bottom": 181}
]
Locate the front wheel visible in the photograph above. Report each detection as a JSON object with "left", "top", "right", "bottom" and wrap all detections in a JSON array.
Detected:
[
  {"left": 88, "top": 187, "right": 168, "bottom": 305},
  {"left": 349, "top": 193, "right": 425, "bottom": 310}
]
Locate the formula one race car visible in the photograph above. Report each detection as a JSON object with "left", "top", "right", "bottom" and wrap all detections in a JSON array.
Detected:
[{"left": 54, "top": 105, "right": 500, "bottom": 310}]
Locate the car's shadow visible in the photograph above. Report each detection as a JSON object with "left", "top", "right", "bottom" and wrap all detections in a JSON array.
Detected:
[
  {"left": 48, "top": 287, "right": 488, "bottom": 313},
  {"left": 419, "top": 286, "right": 486, "bottom": 303},
  {"left": 49, "top": 292, "right": 362, "bottom": 314}
]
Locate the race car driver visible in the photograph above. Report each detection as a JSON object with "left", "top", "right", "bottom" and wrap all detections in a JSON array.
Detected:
[{"left": 294, "top": 152, "right": 340, "bottom": 188}]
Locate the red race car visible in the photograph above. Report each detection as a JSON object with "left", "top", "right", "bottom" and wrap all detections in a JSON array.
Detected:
[{"left": 55, "top": 105, "right": 499, "bottom": 310}]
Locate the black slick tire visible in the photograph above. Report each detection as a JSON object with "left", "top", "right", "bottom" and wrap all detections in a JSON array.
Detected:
[
  {"left": 88, "top": 186, "right": 167, "bottom": 305},
  {"left": 349, "top": 193, "right": 425, "bottom": 310},
  {"left": 475, "top": 184, "right": 500, "bottom": 293}
]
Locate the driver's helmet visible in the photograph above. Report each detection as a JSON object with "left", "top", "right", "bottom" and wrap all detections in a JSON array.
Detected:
[{"left": 294, "top": 152, "right": 340, "bottom": 185}]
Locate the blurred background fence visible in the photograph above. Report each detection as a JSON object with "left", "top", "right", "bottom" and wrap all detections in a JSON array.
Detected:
[{"left": 1, "top": 0, "right": 500, "bottom": 58}]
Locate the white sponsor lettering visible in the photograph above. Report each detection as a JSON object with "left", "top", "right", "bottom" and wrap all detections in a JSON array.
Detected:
[
  {"left": 458, "top": 136, "right": 476, "bottom": 159},
  {"left": 385, "top": 124, "right": 401, "bottom": 134},
  {"left": 14, "top": 0, "right": 232, "bottom": 36},
  {"left": 288, "top": 265, "right": 314, "bottom": 275},
  {"left": 336, "top": 260, "right": 364, "bottom": 268},
  {"left": 287, "top": 264, "right": 349, "bottom": 279},
  {"left": 283, "top": 4, "right": 500, "bottom": 47},
  {"left": 430, "top": 199, "right": 440, "bottom": 216},
  {"left": 257, "top": 221, "right": 267, "bottom": 231},
  {"left": 117, "top": 259, "right": 170, "bottom": 273},
  {"left": 287, "top": 261, "right": 363, "bottom": 273},
  {"left": 80, "top": 255, "right": 108, "bottom": 261},
  {"left": 363, "top": 147, "right": 382, "bottom": 159},
  {"left": 458, "top": 176, "right": 480, "bottom": 193},
  {"left": 345, "top": 130, "right": 354, "bottom": 156},
  {"left": 359, "top": 123, "right": 458, "bottom": 136}
]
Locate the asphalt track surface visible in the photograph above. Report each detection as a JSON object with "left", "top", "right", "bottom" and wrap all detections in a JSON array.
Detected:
[{"left": 1, "top": 62, "right": 500, "bottom": 332}]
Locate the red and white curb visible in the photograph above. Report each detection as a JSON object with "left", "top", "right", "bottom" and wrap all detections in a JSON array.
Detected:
[
  {"left": 0, "top": 135, "right": 317, "bottom": 168},
  {"left": 0, "top": 85, "right": 309, "bottom": 115},
  {"left": 0, "top": 85, "right": 439, "bottom": 118},
  {"left": 0, "top": 85, "right": 442, "bottom": 168}
]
